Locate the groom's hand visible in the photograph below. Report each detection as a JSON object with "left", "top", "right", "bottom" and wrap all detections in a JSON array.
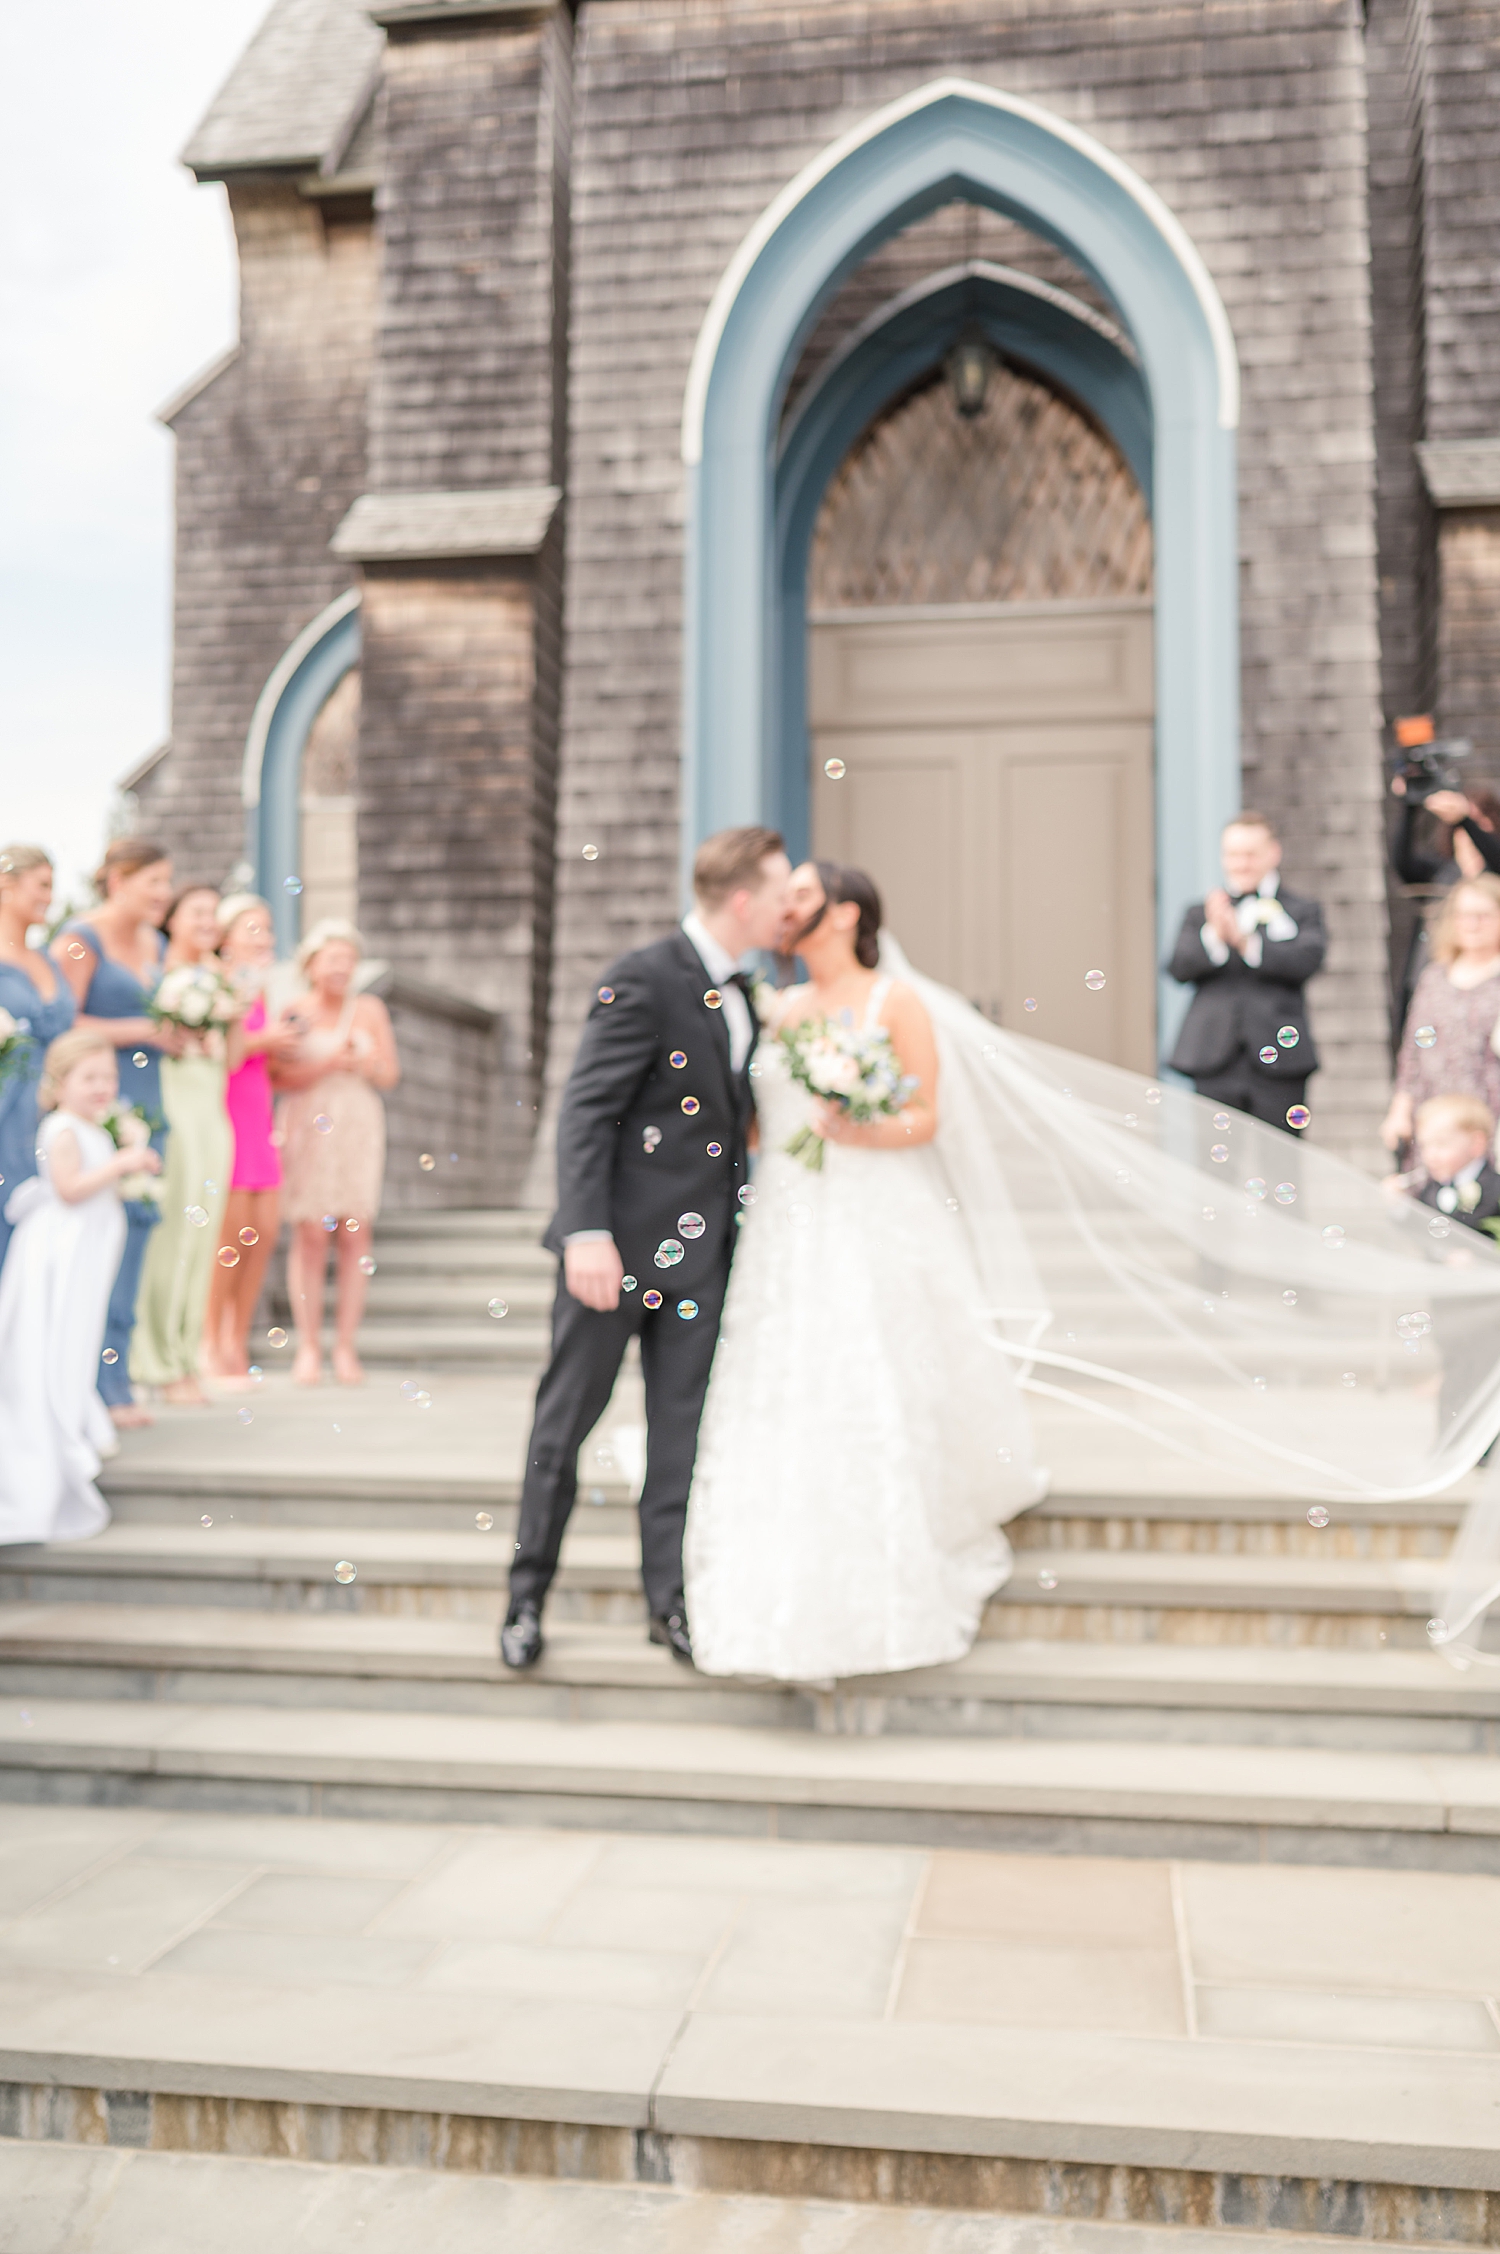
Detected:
[{"left": 563, "top": 1237, "right": 625, "bottom": 1312}]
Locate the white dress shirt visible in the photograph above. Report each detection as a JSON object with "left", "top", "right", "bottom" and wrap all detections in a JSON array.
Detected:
[
  {"left": 1200, "top": 871, "right": 1300, "bottom": 972},
  {"left": 681, "top": 912, "right": 755, "bottom": 1071}
]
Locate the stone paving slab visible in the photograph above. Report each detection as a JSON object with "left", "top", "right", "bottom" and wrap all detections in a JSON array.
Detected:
[{"left": 0, "top": 2143, "right": 1421, "bottom": 2254}]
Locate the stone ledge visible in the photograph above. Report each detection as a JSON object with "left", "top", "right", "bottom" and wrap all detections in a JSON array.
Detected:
[
  {"left": 1416, "top": 440, "right": 1500, "bottom": 508},
  {"left": 330, "top": 488, "right": 560, "bottom": 563}
]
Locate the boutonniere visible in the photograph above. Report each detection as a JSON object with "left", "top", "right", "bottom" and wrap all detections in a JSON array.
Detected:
[
  {"left": 1459, "top": 1178, "right": 1483, "bottom": 1212},
  {"left": 1252, "top": 899, "right": 1281, "bottom": 926},
  {"left": 749, "top": 972, "right": 776, "bottom": 1026}
]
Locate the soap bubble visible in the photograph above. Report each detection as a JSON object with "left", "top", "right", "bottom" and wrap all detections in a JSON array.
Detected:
[
  {"left": 655, "top": 1239, "right": 684, "bottom": 1268},
  {"left": 598, "top": 986, "right": 615, "bottom": 1004},
  {"left": 200, "top": 1514, "right": 212, "bottom": 1528},
  {"left": 1084, "top": 969, "right": 1106, "bottom": 991},
  {"left": 487, "top": 1296, "right": 508, "bottom": 1318},
  {"left": 359, "top": 1255, "right": 377, "bottom": 1276},
  {"left": 622, "top": 1275, "right": 638, "bottom": 1291},
  {"left": 475, "top": 1512, "right": 493, "bottom": 1532},
  {"left": 216, "top": 1245, "right": 240, "bottom": 1269},
  {"left": 643, "top": 1126, "right": 662, "bottom": 1151},
  {"left": 1427, "top": 1617, "right": 1448, "bottom": 1644},
  {"left": 418, "top": 1153, "right": 436, "bottom": 1171},
  {"left": 66, "top": 941, "right": 86, "bottom": 960},
  {"left": 706, "top": 1141, "right": 723, "bottom": 1157},
  {"left": 1282, "top": 1290, "right": 1297, "bottom": 1306},
  {"left": 238, "top": 1226, "right": 259, "bottom": 1247},
  {"left": 1036, "top": 1569, "right": 1059, "bottom": 1591},
  {"left": 399, "top": 1379, "right": 420, "bottom": 1398},
  {"left": 1321, "top": 1224, "right": 1346, "bottom": 1248},
  {"left": 1429, "top": 1216, "right": 1452, "bottom": 1239},
  {"left": 1273, "top": 1182, "right": 1296, "bottom": 1204},
  {"left": 1210, "top": 1144, "right": 1229, "bottom": 1164},
  {"left": 669, "top": 1051, "right": 687, "bottom": 1069},
  {"left": 1259, "top": 1045, "right": 1279, "bottom": 1065},
  {"left": 677, "top": 1299, "right": 699, "bottom": 1321},
  {"left": 345, "top": 1218, "right": 359, "bottom": 1231},
  {"left": 1202, "top": 1206, "right": 1216, "bottom": 1221},
  {"left": 321, "top": 1214, "right": 337, "bottom": 1232},
  {"left": 102, "top": 1348, "right": 118, "bottom": 1364},
  {"left": 1145, "top": 1086, "right": 1161, "bottom": 1105},
  {"left": 333, "top": 1560, "right": 356, "bottom": 1583},
  {"left": 267, "top": 1327, "right": 288, "bottom": 1348},
  {"left": 284, "top": 875, "right": 303, "bottom": 896},
  {"left": 643, "top": 1289, "right": 663, "bottom": 1309},
  {"left": 703, "top": 988, "right": 723, "bottom": 1008},
  {"left": 185, "top": 1204, "right": 208, "bottom": 1228},
  {"left": 581, "top": 843, "right": 599, "bottom": 860},
  {"left": 1023, "top": 997, "right": 1038, "bottom": 1012},
  {"left": 248, "top": 1366, "right": 263, "bottom": 1383},
  {"left": 1395, "top": 1310, "right": 1432, "bottom": 1341},
  {"left": 1276, "top": 1026, "right": 1299, "bottom": 1049},
  {"left": 1306, "top": 1505, "right": 1330, "bottom": 1529},
  {"left": 314, "top": 1113, "right": 333, "bottom": 1134},
  {"left": 1286, "top": 1105, "right": 1311, "bottom": 1130},
  {"left": 996, "top": 1447, "right": 1012, "bottom": 1463},
  {"left": 1414, "top": 1025, "right": 1437, "bottom": 1049},
  {"left": 1341, "top": 1371, "right": 1357, "bottom": 1388},
  {"left": 236, "top": 1407, "right": 253, "bottom": 1425},
  {"left": 677, "top": 1212, "right": 706, "bottom": 1239},
  {"left": 823, "top": 758, "right": 846, "bottom": 779},
  {"left": 737, "top": 1184, "right": 757, "bottom": 1207},
  {"left": 132, "top": 1051, "right": 148, "bottom": 1069},
  {"left": 1212, "top": 1112, "right": 1231, "bottom": 1131},
  {"left": 680, "top": 1097, "right": 700, "bottom": 1116},
  {"left": 413, "top": 1390, "right": 432, "bottom": 1409},
  {"left": 1245, "top": 1178, "right": 1266, "bottom": 1199}
]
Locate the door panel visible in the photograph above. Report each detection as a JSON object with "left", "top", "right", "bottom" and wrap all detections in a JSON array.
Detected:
[{"left": 809, "top": 603, "right": 1155, "bottom": 1069}]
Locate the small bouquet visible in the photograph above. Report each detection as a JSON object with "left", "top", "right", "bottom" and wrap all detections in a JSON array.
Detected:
[
  {"left": 779, "top": 1015, "right": 917, "bottom": 1171},
  {"left": 150, "top": 962, "right": 241, "bottom": 1035},
  {"left": 0, "top": 1005, "right": 32, "bottom": 1086},
  {"left": 101, "top": 1101, "right": 161, "bottom": 1205}
]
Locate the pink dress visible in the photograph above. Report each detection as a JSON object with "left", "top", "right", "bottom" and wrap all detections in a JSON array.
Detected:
[{"left": 226, "top": 998, "right": 282, "bottom": 1192}]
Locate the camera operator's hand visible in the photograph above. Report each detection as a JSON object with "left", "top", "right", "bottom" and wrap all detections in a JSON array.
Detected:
[
  {"left": 1423, "top": 789, "right": 1471, "bottom": 825},
  {"left": 1203, "top": 888, "right": 1243, "bottom": 950},
  {"left": 1390, "top": 774, "right": 1407, "bottom": 798}
]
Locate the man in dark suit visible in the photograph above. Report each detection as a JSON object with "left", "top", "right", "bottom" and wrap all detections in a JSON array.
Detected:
[
  {"left": 501, "top": 827, "right": 793, "bottom": 1671},
  {"left": 1166, "top": 812, "right": 1327, "bottom": 1131}
]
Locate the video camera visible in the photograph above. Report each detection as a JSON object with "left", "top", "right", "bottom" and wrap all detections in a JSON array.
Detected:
[{"left": 1392, "top": 713, "right": 1474, "bottom": 805}]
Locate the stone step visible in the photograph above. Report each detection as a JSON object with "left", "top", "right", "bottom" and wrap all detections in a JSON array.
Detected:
[
  {"left": 363, "top": 1277, "right": 554, "bottom": 1318},
  {"left": 2, "top": 1693, "right": 1500, "bottom": 1864},
  {"left": 1, "top": 1605, "right": 1495, "bottom": 1753},
  {"left": 347, "top": 1318, "right": 551, "bottom": 1366},
  {"left": 365, "top": 1236, "right": 554, "bottom": 1274},
  {"left": 376, "top": 1209, "right": 549, "bottom": 1241}
]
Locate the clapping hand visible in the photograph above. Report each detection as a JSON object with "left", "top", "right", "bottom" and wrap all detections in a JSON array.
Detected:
[{"left": 1203, "top": 888, "right": 1242, "bottom": 949}]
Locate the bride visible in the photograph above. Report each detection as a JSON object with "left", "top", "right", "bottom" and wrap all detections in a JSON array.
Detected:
[{"left": 685, "top": 860, "right": 1044, "bottom": 1681}]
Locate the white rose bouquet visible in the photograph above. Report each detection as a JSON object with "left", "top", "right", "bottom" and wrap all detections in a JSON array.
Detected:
[
  {"left": 778, "top": 1015, "right": 917, "bottom": 1171},
  {"left": 100, "top": 1101, "right": 162, "bottom": 1205},
  {"left": 150, "top": 963, "right": 241, "bottom": 1039},
  {"left": 0, "top": 1006, "right": 32, "bottom": 1086}
]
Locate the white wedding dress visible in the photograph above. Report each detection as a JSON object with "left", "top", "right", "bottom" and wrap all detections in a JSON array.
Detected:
[
  {"left": 0, "top": 1111, "right": 123, "bottom": 1544},
  {"left": 685, "top": 975, "right": 1045, "bottom": 1681}
]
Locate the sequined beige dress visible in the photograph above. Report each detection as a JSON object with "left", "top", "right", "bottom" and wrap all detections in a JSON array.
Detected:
[{"left": 277, "top": 1004, "right": 386, "bottom": 1225}]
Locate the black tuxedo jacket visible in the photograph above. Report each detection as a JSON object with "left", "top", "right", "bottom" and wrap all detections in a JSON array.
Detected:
[
  {"left": 1416, "top": 1162, "right": 1500, "bottom": 1233},
  {"left": 1166, "top": 888, "right": 1326, "bottom": 1079},
  {"left": 545, "top": 931, "right": 754, "bottom": 1288}
]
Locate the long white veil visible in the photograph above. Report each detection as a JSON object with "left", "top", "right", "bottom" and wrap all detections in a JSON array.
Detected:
[{"left": 879, "top": 933, "right": 1500, "bottom": 1653}]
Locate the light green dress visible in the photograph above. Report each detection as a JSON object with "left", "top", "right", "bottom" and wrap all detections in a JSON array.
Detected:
[{"left": 130, "top": 1052, "right": 232, "bottom": 1387}]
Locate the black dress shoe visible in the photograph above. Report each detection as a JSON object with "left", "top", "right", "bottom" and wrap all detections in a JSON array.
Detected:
[
  {"left": 500, "top": 1605, "right": 544, "bottom": 1670},
  {"left": 648, "top": 1610, "right": 694, "bottom": 1665}
]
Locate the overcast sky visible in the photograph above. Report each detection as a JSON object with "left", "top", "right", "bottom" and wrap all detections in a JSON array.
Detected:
[{"left": 0, "top": 0, "right": 269, "bottom": 905}]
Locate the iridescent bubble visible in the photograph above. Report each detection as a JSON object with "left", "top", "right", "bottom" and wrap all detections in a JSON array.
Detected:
[
  {"left": 706, "top": 1141, "right": 723, "bottom": 1157},
  {"left": 102, "top": 1348, "right": 118, "bottom": 1364},
  {"left": 643, "top": 1126, "right": 662, "bottom": 1151},
  {"left": 704, "top": 989, "right": 723, "bottom": 1009},
  {"left": 248, "top": 1367, "right": 263, "bottom": 1383},
  {"left": 418, "top": 1153, "right": 436, "bottom": 1171},
  {"left": 314, "top": 1113, "right": 333, "bottom": 1135},
  {"left": 669, "top": 1051, "right": 687, "bottom": 1069},
  {"left": 680, "top": 1096, "right": 700, "bottom": 1116},
  {"left": 200, "top": 1514, "right": 212, "bottom": 1528},
  {"left": 1414, "top": 1025, "right": 1437, "bottom": 1049},
  {"left": 1276, "top": 1026, "right": 1299, "bottom": 1049},
  {"left": 996, "top": 1447, "right": 1012, "bottom": 1463},
  {"left": 655, "top": 1239, "right": 684, "bottom": 1268},
  {"left": 1306, "top": 1505, "right": 1330, "bottom": 1529},
  {"left": 1145, "top": 1086, "right": 1162, "bottom": 1105},
  {"left": 475, "top": 1511, "right": 494, "bottom": 1532},
  {"left": 1273, "top": 1182, "right": 1296, "bottom": 1204},
  {"left": 345, "top": 1218, "right": 359, "bottom": 1232},
  {"left": 1023, "top": 998, "right": 1038, "bottom": 1012},
  {"left": 581, "top": 843, "right": 600, "bottom": 861},
  {"left": 823, "top": 758, "right": 846, "bottom": 780},
  {"left": 132, "top": 1051, "right": 148, "bottom": 1069},
  {"left": 236, "top": 1407, "right": 253, "bottom": 1425},
  {"left": 487, "top": 1296, "right": 507, "bottom": 1317},
  {"left": 1429, "top": 1216, "right": 1452, "bottom": 1240},
  {"left": 185, "top": 1204, "right": 208, "bottom": 1228},
  {"left": 677, "top": 1212, "right": 706, "bottom": 1239},
  {"left": 284, "top": 875, "right": 303, "bottom": 895},
  {"left": 400, "top": 1380, "right": 420, "bottom": 1399},
  {"left": 1427, "top": 1617, "right": 1448, "bottom": 1644},
  {"left": 1124, "top": 1113, "right": 1138, "bottom": 1129},
  {"left": 1395, "top": 1310, "right": 1432, "bottom": 1341},
  {"left": 1210, "top": 1144, "right": 1229, "bottom": 1164},
  {"left": 1321, "top": 1224, "right": 1345, "bottom": 1248},
  {"left": 1282, "top": 1289, "right": 1297, "bottom": 1306},
  {"left": 1252, "top": 1375, "right": 1267, "bottom": 1391},
  {"left": 737, "top": 1184, "right": 757, "bottom": 1207},
  {"left": 1245, "top": 1178, "right": 1267, "bottom": 1199},
  {"left": 321, "top": 1214, "right": 338, "bottom": 1233},
  {"left": 1341, "top": 1371, "right": 1357, "bottom": 1388},
  {"left": 1202, "top": 1206, "right": 1216, "bottom": 1221},
  {"left": 598, "top": 986, "right": 615, "bottom": 1005},
  {"left": 359, "top": 1255, "right": 377, "bottom": 1277},
  {"left": 1259, "top": 1045, "right": 1279, "bottom": 1065},
  {"left": 1212, "top": 1112, "right": 1231, "bottom": 1131},
  {"left": 267, "top": 1327, "right": 288, "bottom": 1348},
  {"left": 216, "top": 1246, "right": 240, "bottom": 1269},
  {"left": 1036, "top": 1569, "right": 1059, "bottom": 1591},
  {"left": 1286, "top": 1105, "right": 1311, "bottom": 1130},
  {"left": 643, "top": 1288, "right": 663, "bottom": 1309},
  {"left": 334, "top": 1560, "right": 356, "bottom": 1584},
  {"left": 677, "top": 1299, "right": 700, "bottom": 1321},
  {"left": 413, "top": 1390, "right": 432, "bottom": 1409},
  {"left": 622, "top": 1274, "right": 638, "bottom": 1292},
  {"left": 66, "top": 941, "right": 86, "bottom": 960},
  {"left": 238, "top": 1226, "right": 259, "bottom": 1247},
  {"left": 1084, "top": 969, "right": 1106, "bottom": 991}
]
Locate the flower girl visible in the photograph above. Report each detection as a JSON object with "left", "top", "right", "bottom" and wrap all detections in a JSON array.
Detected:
[{"left": 0, "top": 1030, "right": 162, "bottom": 1543}]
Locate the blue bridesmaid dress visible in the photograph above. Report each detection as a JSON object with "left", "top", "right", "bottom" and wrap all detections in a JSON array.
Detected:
[
  {"left": 61, "top": 921, "right": 169, "bottom": 1406},
  {"left": 0, "top": 959, "right": 75, "bottom": 1276}
]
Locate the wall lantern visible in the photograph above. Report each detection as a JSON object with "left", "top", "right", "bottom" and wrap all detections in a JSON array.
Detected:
[{"left": 944, "top": 331, "right": 996, "bottom": 418}]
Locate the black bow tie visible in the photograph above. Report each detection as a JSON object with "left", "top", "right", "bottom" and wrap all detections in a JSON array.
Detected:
[{"left": 723, "top": 970, "right": 754, "bottom": 995}]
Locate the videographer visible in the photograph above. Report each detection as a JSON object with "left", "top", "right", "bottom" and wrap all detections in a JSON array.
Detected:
[{"left": 1388, "top": 711, "right": 1500, "bottom": 1023}]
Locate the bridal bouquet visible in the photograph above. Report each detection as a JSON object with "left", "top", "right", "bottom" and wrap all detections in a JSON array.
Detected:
[
  {"left": 150, "top": 962, "right": 241, "bottom": 1034},
  {"left": 779, "top": 1016, "right": 917, "bottom": 1171},
  {"left": 100, "top": 1101, "right": 161, "bottom": 1205},
  {"left": 0, "top": 1007, "right": 31, "bottom": 1087}
]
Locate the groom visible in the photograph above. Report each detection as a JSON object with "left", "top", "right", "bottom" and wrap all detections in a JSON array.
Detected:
[{"left": 501, "top": 827, "right": 792, "bottom": 1670}]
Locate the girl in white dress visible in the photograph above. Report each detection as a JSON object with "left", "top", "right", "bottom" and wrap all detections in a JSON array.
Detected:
[
  {"left": 685, "top": 862, "right": 1044, "bottom": 1682},
  {"left": 0, "top": 1030, "right": 161, "bottom": 1543}
]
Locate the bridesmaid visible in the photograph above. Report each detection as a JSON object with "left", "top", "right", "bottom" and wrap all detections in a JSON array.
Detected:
[
  {"left": 57, "top": 838, "right": 185, "bottom": 1429},
  {"left": 0, "top": 845, "right": 75, "bottom": 1276},
  {"left": 273, "top": 920, "right": 399, "bottom": 1386},
  {"left": 202, "top": 894, "right": 298, "bottom": 1383},
  {"left": 131, "top": 885, "right": 235, "bottom": 1404}
]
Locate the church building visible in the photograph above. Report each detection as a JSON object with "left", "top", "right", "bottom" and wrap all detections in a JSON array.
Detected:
[{"left": 134, "top": 0, "right": 1500, "bottom": 1191}]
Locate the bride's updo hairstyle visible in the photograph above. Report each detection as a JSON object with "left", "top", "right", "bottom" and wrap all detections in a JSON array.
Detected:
[{"left": 813, "top": 862, "right": 882, "bottom": 970}]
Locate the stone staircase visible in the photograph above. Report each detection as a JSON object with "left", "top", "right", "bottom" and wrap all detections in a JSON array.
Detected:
[{"left": 342, "top": 1208, "right": 553, "bottom": 1369}]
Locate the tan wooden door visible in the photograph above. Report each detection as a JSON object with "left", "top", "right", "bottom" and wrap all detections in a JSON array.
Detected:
[{"left": 809, "top": 599, "right": 1156, "bottom": 1069}]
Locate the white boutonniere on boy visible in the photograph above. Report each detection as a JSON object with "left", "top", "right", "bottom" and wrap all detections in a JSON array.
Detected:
[
  {"left": 100, "top": 1102, "right": 162, "bottom": 1206},
  {"left": 778, "top": 1016, "right": 917, "bottom": 1171}
]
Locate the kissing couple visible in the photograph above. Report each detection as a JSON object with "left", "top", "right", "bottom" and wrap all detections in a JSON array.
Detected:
[{"left": 501, "top": 825, "right": 1045, "bottom": 1684}]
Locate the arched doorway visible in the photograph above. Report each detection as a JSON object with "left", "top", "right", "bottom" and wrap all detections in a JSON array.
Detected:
[
  {"left": 807, "top": 352, "right": 1155, "bottom": 1065},
  {"left": 241, "top": 588, "right": 361, "bottom": 952}
]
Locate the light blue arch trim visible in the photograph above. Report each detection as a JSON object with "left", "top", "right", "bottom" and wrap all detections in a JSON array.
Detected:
[
  {"left": 682, "top": 76, "right": 1240, "bottom": 1006},
  {"left": 773, "top": 260, "right": 1153, "bottom": 860},
  {"left": 241, "top": 588, "right": 362, "bottom": 954}
]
